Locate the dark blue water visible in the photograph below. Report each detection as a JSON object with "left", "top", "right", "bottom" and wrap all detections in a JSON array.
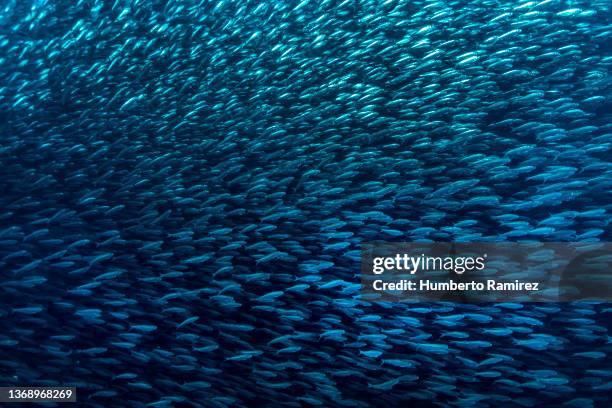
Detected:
[{"left": 0, "top": 0, "right": 610, "bottom": 407}]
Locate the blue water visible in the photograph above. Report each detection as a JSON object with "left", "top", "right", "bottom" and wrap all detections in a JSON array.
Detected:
[{"left": 0, "top": 0, "right": 610, "bottom": 407}]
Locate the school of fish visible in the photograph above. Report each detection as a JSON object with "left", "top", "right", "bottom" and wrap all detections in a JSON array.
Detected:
[{"left": 0, "top": 0, "right": 610, "bottom": 406}]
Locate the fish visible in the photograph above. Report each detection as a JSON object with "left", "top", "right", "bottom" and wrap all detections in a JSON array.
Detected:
[{"left": 0, "top": 0, "right": 610, "bottom": 406}]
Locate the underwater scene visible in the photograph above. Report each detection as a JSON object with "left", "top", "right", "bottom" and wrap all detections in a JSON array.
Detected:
[{"left": 0, "top": 0, "right": 611, "bottom": 406}]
